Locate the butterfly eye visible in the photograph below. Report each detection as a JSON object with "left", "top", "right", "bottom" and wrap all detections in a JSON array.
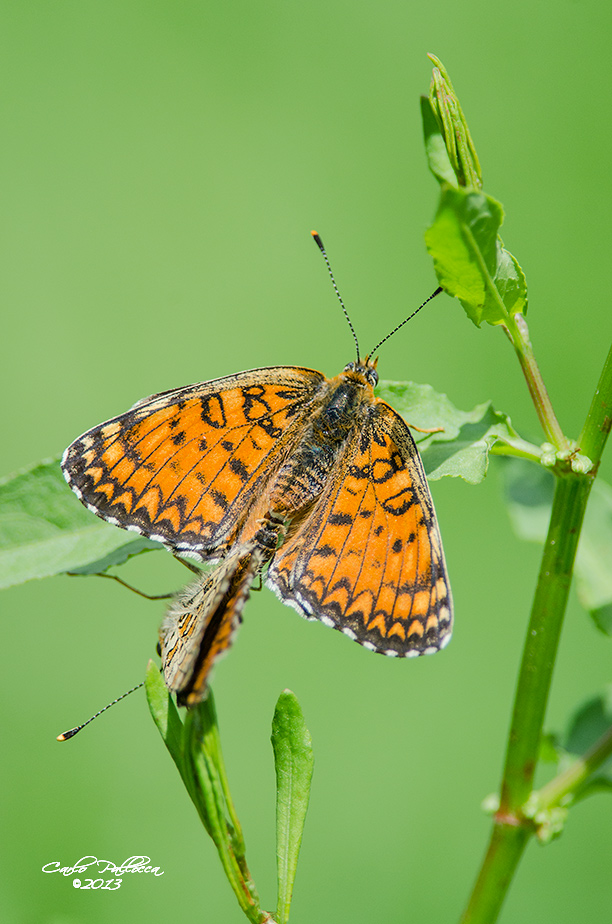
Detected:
[
  {"left": 344, "top": 362, "right": 356, "bottom": 373},
  {"left": 366, "top": 368, "right": 379, "bottom": 386}
]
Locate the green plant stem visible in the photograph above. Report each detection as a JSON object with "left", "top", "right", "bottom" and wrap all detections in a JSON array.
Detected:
[
  {"left": 488, "top": 439, "right": 542, "bottom": 464},
  {"left": 504, "top": 315, "right": 569, "bottom": 453},
  {"left": 499, "top": 473, "right": 593, "bottom": 810},
  {"left": 460, "top": 825, "right": 530, "bottom": 924},
  {"left": 536, "top": 723, "right": 612, "bottom": 811},
  {"left": 460, "top": 472, "right": 592, "bottom": 924}
]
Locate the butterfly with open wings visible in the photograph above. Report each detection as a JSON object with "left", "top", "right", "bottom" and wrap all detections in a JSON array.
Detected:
[{"left": 62, "top": 234, "right": 453, "bottom": 705}]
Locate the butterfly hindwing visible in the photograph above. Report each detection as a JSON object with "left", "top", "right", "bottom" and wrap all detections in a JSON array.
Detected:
[
  {"left": 266, "top": 399, "right": 453, "bottom": 656},
  {"left": 160, "top": 542, "right": 264, "bottom": 704}
]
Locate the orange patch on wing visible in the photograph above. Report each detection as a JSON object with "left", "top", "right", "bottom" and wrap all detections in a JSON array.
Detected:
[
  {"left": 85, "top": 466, "right": 105, "bottom": 485},
  {"left": 426, "top": 614, "right": 439, "bottom": 633},
  {"left": 101, "top": 422, "right": 122, "bottom": 438},
  {"left": 407, "top": 619, "right": 424, "bottom": 638},
  {"left": 388, "top": 621, "right": 406, "bottom": 640},
  {"left": 366, "top": 613, "right": 388, "bottom": 636},
  {"left": 95, "top": 481, "right": 116, "bottom": 502},
  {"left": 101, "top": 443, "right": 124, "bottom": 466},
  {"left": 139, "top": 488, "right": 161, "bottom": 520},
  {"left": 435, "top": 576, "right": 447, "bottom": 598},
  {"left": 411, "top": 590, "right": 432, "bottom": 616},
  {"left": 114, "top": 491, "right": 134, "bottom": 513},
  {"left": 158, "top": 503, "right": 182, "bottom": 532}
]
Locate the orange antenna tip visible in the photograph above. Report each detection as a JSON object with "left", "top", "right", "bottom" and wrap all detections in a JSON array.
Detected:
[
  {"left": 311, "top": 231, "right": 325, "bottom": 251},
  {"left": 55, "top": 680, "right": 144, "bottom": 742},
  {"left": 57, "top": 727, "right": 79, "bottom": 742}
]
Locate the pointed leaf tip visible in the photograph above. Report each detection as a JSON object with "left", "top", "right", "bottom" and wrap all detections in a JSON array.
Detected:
[{"left": 272, "top": 691, "right": 314, "bottom": 924}]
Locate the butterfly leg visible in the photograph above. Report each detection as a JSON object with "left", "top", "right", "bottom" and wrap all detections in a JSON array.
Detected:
[
  {"left": 408, "top": 423, "right": 445, "bottom": 434},
  {"left": 67, "top": 571, "right": 177, "bottom": 600},
  {"left": 174, "top": 555, "right": 205, "bottom": 574}
]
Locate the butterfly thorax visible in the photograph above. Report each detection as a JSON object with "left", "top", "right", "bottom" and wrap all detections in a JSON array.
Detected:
[{"left": 268, "top": 371, "right": 376, "bottom": 519}]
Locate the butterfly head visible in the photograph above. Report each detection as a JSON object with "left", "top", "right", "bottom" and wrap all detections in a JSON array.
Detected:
[{"left": 343, "top": 355, "right": 379, "bottom": 388}]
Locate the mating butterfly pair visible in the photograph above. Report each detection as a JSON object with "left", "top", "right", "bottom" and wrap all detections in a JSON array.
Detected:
[{"left": 62, "top": 236, "right": 453, "bottom": 705}]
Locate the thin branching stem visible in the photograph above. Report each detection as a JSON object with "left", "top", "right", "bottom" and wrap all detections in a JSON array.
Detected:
[
  {"left": 536, "top": 723, "right": 612, "bottom": 812},
  {"left": 503, "top": 315, "right": 569, "bottom": 453}
]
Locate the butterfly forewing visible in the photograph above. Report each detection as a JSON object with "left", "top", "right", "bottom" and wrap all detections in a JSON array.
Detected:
[
  {"left": 266, "top": 400, "right": 452, "bottom": 656},
  {"left": 62, "top": 367, "right": 325, "bottom": 557}
]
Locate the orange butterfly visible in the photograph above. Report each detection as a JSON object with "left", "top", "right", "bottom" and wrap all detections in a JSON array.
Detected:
[{"left": 62, "top": 234, "right": 453, "bottom": 705}]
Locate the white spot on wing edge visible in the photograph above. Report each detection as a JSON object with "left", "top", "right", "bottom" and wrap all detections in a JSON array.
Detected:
[
  {"left": 177, "top": 548, "right": 205, "bottom": 562},
  {"left": 265, "top": 576, "right": 317, "bottom": 622},
  {"left": 362, "top": 641, "right": 376, "bottom": 652},
  {"left": 341, "top": 627, "right": 357, "bottom": 640},
  {"left": 383, "top": 649, "right": 399, "bottom": 657},
  {"left": 439, "top": 632, "right": 452, "bottom": 649},
  {"left": 295, "top": 592, "right": 315, "bottom": 616}
]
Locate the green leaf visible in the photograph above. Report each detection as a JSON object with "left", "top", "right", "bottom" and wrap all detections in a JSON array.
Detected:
[
  {"left": 67, "top": 536, "right": 162, "bottom": 575},
  {"left": 0, "top": 457, "right": 165, "bottom": 588},
  {"left": 592, "top": 604, "right": 612, "bottom": 636},
  {"left": 572, "top": 478, "right": 612, "bottom": 635},
  {"left": 378, "top": 380, "right": 516, "bottom": 483},
  {"left": 184, "top": 701, "right": 265, "bottom": 922},
  {"left": 420, "top": 95, "right": 457, "bottom": 186},
  {"left": 565, "top": 687, "right": 612, "bottom": 759},
  {"left": 145, "top": 660, "right": 185, "bottom": 776},
  {"left": 502, "top": 458, "right": 612, "bottom": 634},
  {"left": 502, "top": 456, "right": 554, "bottom": 541},
  {"left": 539, "top": 732, "right": 562, "bottom": 764},
  {"left": 426, "top": 55, "right": 482, "bottom": 190},
  {"left": 424, "top": 185, "right": 527, "bottom": 326},
  {"left": 495, "top": 247, "right": 528, "bottom": 319},
  {"left": 563, "top": 688, "right": 612, "bottom": 802},
  {"left": 272, "top": 690, "right": 314, "bottom": 924}
]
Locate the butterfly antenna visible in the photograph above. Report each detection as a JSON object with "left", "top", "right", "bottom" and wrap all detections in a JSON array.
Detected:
[
  {"left": 56, "top": 681, "right": 144, "bottom": 741},
  {"left": 368, "top": 286, "right": 443, "bottom": 357},
  {"left": 311, "top": 231, "right": 360, "bottom": 363}
]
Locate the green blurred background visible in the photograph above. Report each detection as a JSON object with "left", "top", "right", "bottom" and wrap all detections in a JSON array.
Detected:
[{"left": 1, "top": 2, "right": 611, "bottom": 922}]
